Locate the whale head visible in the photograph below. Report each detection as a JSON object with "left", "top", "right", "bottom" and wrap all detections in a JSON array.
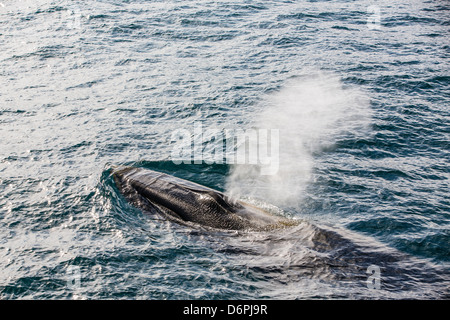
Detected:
[{"left": 113, "top": 167, "right": 295, "bottom": 231}]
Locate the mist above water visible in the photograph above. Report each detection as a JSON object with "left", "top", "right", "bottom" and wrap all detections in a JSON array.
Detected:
[{"left": 226, "top": 72, "right": 372, "bottom": 209}]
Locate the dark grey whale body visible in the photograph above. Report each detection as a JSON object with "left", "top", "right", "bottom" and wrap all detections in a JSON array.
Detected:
[
  {"left": 113, "top": 167, "right": 296, "bottom": 231},
  {"left": 112, "top": 167, "right": 450, "bottom": 298}
]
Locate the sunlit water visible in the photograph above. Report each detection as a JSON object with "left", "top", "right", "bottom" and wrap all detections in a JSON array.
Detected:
[{"left": 0, "top": 0, "right": 449, "bottom": 299}]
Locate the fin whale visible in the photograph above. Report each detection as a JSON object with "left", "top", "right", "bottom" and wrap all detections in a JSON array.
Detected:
[{"left": 113, "top": 167, "right": 296, "bottom": 231}]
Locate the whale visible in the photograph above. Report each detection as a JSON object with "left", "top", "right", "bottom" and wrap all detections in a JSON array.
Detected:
[
  {"left": 113, "top": 166, "right": 296, "bottom": 231},
  {"left": 111, "top": 166, "right": 450, "bottom": 298}
]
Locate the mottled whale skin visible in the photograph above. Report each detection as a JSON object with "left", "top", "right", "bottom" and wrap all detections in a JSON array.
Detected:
[{"left": 113, "top": 167, "right": 296, "bottom": 231}]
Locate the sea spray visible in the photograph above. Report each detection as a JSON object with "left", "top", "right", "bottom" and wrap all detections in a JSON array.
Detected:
[{"left": 226, "top": 72, "right": 372, "bottom": 208}]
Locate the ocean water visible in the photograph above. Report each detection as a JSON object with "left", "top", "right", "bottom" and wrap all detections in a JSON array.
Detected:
[{"left": 0, "top": 0, "right": 449, "bottom": 299}]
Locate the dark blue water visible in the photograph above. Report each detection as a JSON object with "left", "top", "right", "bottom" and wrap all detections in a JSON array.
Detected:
[{"left": 1, "top": 0, "right": 449, "bottom": 299}]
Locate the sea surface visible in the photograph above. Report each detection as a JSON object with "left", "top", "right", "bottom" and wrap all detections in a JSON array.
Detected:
[{"left": 0, "top": 0, "right": 449, "bottom": 299}]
